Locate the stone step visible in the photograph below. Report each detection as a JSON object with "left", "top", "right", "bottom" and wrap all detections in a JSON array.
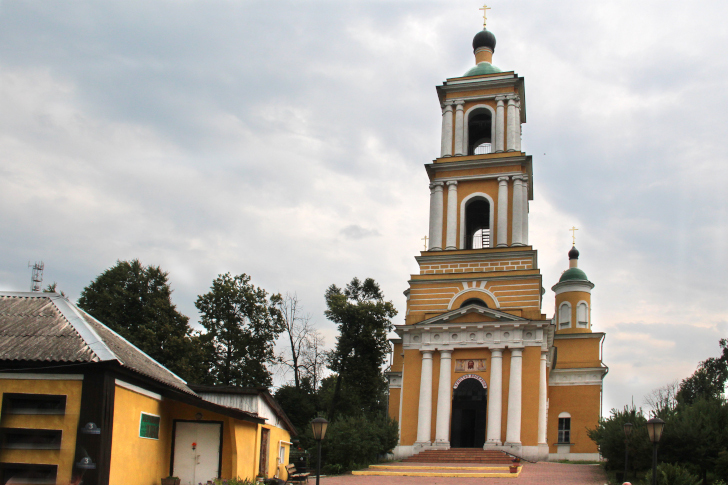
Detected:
[{"left": 352, "top": 464, "right": 522, "bottom": 478}]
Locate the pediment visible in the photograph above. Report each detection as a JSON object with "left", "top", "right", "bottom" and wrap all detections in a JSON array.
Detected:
[{"left": 415, "top": 303, "right": 527, "bottom": 326}]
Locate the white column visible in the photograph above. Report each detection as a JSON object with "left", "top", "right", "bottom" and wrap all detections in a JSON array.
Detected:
[
  {"left": 538, "top": 351, "right": 548, "bottom": 445},
  {"left": 495, "top": 97, "right": 506, "bottom": 153},
  {"left": 445, "top": 181, "right": 458, "bottom": 250},
  {"left": 453, "top": 101, "right": 465, "bottom": 156},
  {"left": 435, "top": 350, "right": 452, "bottom": 445},
  {"left": 511, "top": 175, "right": 524, "bottom": 246},
  {"left": 522, "top": 175, "right": 529, "bottom": 246},
  {"left": 416, "top": 351, "right": 434, "bottom": 445},
  {"left": 506, "top": 97, "right": 517, "bottom": 152},
  {"left": 505, "top": 348, "right": 523, "bottom": 446},
  {"left": 514, "top": 98, "right": 522, "bottom": 152},
  {"left": 428, "top": 182, "right": 444, "bottom": 251},
  {"left": 485, "top": 349, "right": 503, "bottom": 446},
  {"left": 496, "top": 176, "right": 509, "bottom": 247},
  {"left": 440, "top": 102, "right": 454, "bottom": 157}
]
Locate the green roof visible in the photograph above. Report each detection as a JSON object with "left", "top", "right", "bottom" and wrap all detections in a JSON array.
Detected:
[
  {"left": 559, "top": 267, "right": 589, "bottom": 282},
  {"left": 463, "top": 62, "right": 503, "bottom": 77}
]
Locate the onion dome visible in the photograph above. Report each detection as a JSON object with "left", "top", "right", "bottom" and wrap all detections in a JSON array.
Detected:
[
  {"left": 472, "top": 29, "right": 496, "bottom": 52},
  {"left": 568, "top": 246, "right": 580, "bottom": 260},
  {"left": 559, "top": 267, "right": 588, "bottom": 282}
]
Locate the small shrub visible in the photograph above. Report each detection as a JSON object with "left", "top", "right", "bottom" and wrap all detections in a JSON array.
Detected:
[{"left": 643, "top": 463, "right": 700, "bottom": 485}]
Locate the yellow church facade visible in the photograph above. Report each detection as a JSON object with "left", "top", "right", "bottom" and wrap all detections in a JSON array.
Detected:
[{"left": 386, "top": 21, "right": 607, "bottom": 462}]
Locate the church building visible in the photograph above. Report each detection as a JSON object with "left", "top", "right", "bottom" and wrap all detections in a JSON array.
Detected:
[{"left": 386, "top": 15, "right": 607, "bottom": 462}]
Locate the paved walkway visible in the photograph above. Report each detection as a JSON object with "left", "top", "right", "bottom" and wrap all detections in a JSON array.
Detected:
[{"left": 320, "top": 462, "right": 607, "bottom": 485}]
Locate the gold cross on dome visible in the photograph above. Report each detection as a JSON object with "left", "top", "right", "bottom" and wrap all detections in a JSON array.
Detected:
[
  {"left": 422, "top": 235, "right": 429, "bottom": 250},
  {"left": 479, "top": 4, "right": 491, "bottom": 28},
  {"left": 569, "top": 226, "right": 579, "bottom": 245}
]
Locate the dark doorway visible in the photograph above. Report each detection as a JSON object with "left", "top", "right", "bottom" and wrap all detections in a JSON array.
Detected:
[{"left": 450, "top": 378, "right": 487, "bottom": 448}]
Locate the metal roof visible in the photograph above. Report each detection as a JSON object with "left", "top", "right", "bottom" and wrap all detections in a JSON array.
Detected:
[{"left": 0, "top": 291, "right": 193, "bottom": 395}]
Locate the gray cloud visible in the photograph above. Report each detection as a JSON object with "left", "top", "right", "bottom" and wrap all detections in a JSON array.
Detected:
[{"left": 1, "top": 0, "right": 727, "bottom": 407}]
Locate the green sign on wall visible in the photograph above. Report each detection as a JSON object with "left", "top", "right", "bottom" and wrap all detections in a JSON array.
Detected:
[{"left": 139, "top": 412, "right": 160, "bottom": 439}]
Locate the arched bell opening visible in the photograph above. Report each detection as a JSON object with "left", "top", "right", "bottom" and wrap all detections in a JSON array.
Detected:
[
  {"left": 468, "top": 108, "right": 493, "bottom": 155},
  {"left": 460, "top": 298, "right": 488, "bottom": 309},
  {"left": 450, "top": 377, "right": 487, "bottom": 448},
  {"left": 465, "top": 198, "right": 491, "bottom": 249}
]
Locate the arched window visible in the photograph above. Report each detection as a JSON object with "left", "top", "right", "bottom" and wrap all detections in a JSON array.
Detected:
[
  {"left": 558, "top": 302, "right": 571, "bottom": 329},
  {"left": 468, "top": 108, "right": 493, "bottom": 155},
  {"left": 577, "top": 302, "right": 588, "bottom": 328},
  {"left": 558, "top": 412, "right": 571, "bottom": 443},
  {"left": 465, "top": 199, "right": 491, "bottom": 249},
  {"left": 460, "top": 298, "right": 488, "bottom": 309}
]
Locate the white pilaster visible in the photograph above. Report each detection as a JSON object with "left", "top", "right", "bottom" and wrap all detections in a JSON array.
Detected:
[
  {"left": 428, "top": 182, "right": 444, "bottom": 251},
  {"left": 506, "top": 97, "right": 517, "bottom": 152},
  {"left": 505, "top": 348, "right": 523, "bottom": 446},
  {"left": 435, "top": 350, "right": 452, "bottom": 446},
  {"left": 416, "top": 351, "right": 434, "bottom": 445},
  {"left": 453, "top": 101, "right": 465, "bottom": 156},
  {"left": 538, "top": 352, "right": 548, "bottom": 445},
  {"left": 511, "top": 175, "right": 524, "bottom": 246},
  {"left": 440, "top": 102, "right": 454, "bottom": 157},
  {"left": 445, "top": 181, "right": 458, "bottom": 250},
  {"left": 522, "top": 175, "right": 529, "bottom": 246},
  {"left": 514, "top": 98, "right": 522, "bottom": 152},
  {"left": 497, "top": 176, "right": 509, "bottom": 247},
  {"left": 495, "top": 96, "right": 506, "bottom": 153},
  {"left": 485, "top": 349, "right": 503, "bottom": 446}
]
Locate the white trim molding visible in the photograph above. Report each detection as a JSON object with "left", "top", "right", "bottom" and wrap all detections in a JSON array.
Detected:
[
  {"left": 463, "top": 104, "right": 497, "bottom": 156},
  {"left": 0, "top": 373, "right": 84, "bottom": 381},
  {"left": 447, "top": 287, "right": 501, "bottom": 309},
  {"left": 116, "top": 379, "right": 163, "bottom": 401},
  {"left": 548, "top": 368, "right": 607, "bottom": 387},
  {"left": 453, "top": 374, "right": 487, "bottom": 389}
]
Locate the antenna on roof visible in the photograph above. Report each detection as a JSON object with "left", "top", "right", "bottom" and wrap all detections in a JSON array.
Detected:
[{"left": 28, "top": 261, "right": 44, "bottom": 292}]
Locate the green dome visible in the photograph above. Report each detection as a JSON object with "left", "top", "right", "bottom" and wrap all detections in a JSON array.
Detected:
[
  {"left": 559, "top": 267, "right": 589, "bottom": 282},
  {"left": 464, "top": 62, "right": 503, "bottom": 77}
]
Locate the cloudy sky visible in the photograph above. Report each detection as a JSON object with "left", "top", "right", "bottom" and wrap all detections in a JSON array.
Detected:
[{"left": 1, "top": 0, "right": 727, "bottom": 414}]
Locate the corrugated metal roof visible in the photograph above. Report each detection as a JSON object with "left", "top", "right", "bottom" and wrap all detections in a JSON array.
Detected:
[{"left": 0, "top": 292, "right": 194, "bottom": 395}]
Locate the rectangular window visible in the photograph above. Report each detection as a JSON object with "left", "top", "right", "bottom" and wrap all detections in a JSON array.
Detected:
[
  {"left": 139, "top": 412, "right": 160, "bottom": 439},
  {"left": 2, "top": 394, "right": 66, "bottom": 415},
  {"left": 558, "top": 417, "right": 571, "bottom": 443},
  {"left": 1, "top": 428, "right": 62, "bottom": 450},
  {"left": 0, "top": 463, "right": 57, "bottom": 485}
]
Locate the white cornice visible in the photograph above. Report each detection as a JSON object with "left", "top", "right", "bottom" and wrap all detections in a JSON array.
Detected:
[
  {"left": 409, "top": 273, "right": 543, "bottom": 285},
  {"left": 416, "top": 249, "right": 537, "bottom": 264},
  {"left": 397, "top": 319, "right": 548, "bottom": 351},
  {"left": 548, "top": 367, "right": 607, "bottom": 387},
  {"left": 554, "top": 332, "right": 605, "bottom": 340},
  {"left": 552, "top": 280, "right": 594, "bottom": 295}
]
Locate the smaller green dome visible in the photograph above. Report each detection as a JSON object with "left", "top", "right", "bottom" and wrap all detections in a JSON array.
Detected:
[
  {"left": 464, "top": 62, "right": 503, "bottom": 77},
  {"left": 559, "top": 267, "right": 588, "bottom": 282}
]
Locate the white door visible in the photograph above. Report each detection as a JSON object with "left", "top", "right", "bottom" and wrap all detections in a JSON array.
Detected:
[{"left": 173, "top": 422, "right": 222, "bottom": 485}]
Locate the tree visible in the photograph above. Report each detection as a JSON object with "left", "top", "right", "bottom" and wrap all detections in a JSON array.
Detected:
[
  {"left": 277, "top": 293, "right": 314, "bottom": 390},
  {"left": 677, "top": 339, "right": 728, "bottom": 405},
  {"left": 301, "top": 329, "right": 327, "bottom": 396},
  {"left": 43, "top": 282, "right": 66, "bottom": 297},
  {"left": 587, "top": 405, "right": 653, "bottom": 472},
  {"left": 325, "top": 277, "right": 397, "bottom": 420},
  {"left": 195, "top": 273, "right": 284, "bottom": 388},
  {"left": 644, "top": 380, "right": 680, "bottom": 412},
  {"left": 77, "top": 259, "right": 207, "bottom": 383}
]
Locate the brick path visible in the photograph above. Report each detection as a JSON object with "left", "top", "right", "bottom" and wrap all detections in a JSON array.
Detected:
[{"left": 319, "top": 462, "right": 608, "bottom": 485}]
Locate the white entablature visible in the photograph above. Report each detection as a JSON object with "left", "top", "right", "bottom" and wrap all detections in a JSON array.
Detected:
[{"left": 396, "top": 304, "right": 553, "bottom": 351}]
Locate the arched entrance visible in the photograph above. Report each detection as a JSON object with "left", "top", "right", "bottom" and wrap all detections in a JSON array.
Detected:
[{"left": 450, "top": 375, "right": 487, "bottom": 448}]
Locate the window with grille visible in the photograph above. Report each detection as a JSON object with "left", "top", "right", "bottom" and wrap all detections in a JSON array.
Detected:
[{"left": 558, "top": 417, "right": 571, "bottom": 443}]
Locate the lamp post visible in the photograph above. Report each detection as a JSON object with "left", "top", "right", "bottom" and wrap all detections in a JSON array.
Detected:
[
  {"left": 311, "top": 417, "right": 329, "bottom": 485},
  {"left": 646, "top": 417, "right": 665, "bottom": 485},
  {"left": 623, "top": 422, "right": 633, "bottom": 482}
]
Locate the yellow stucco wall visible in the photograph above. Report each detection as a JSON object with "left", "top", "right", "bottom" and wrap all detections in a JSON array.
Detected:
[
  {"left": 262, "top": 424, "right": 291, "bottom": 480},
  {"left": 554, "top": 337, "right": 602, "bottom": 369},
  {"left": 400, "top": 349, "right": 423, "bottom": 445},
  {"left": 0, "top": 377, "right": 82, "bottom": 485},
  {"left": 555, "top": 290, "right": 592, "bottom": 334},
  {"left": 547, "top": 385, "right": 601, "bottom": 453},
  {"left": 520, "top": 346, "right": 540, "bottom": 446}
]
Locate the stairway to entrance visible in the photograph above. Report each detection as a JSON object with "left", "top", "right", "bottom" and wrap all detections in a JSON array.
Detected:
[
  {"left": 403, "top": 448, "right": 514, "bottom": 464},
  {"left": 352, "top": 449, "right": 521, "bottom": 478}
]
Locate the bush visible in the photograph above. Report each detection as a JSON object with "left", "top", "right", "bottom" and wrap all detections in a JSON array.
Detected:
[
  {"left": 643, "top": 463, "right": 700, "bottom": 485},
  {"left": 587, "top": 406, "right": 652, "bottom": 472},
  {"left": 314, "top": 414, "right": 398, "bottom": 473}
]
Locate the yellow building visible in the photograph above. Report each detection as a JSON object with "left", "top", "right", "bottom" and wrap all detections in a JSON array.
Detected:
[
  {"left": 386, "top": 22, "right": 607, "bottom": 462},
  {"left": 0, "top": 291, "right": 295, "bottom": 485}
]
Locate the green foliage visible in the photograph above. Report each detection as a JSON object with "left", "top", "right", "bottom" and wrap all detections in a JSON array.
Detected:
[
  {"left": 313, "top": 414, "right": 399, "bottom": 473},
  {"left": 274, "top": 383, "right": 316, "bottom": 434},
  {"left": 195, "top": 273, "right": 284, "bottom": 387},
  {"left": 715, "top": 451, "right": 728, "bottom": 482},
  {"left": 325, "top": 277, "right": 397, "bottom": 419},
  {"left": 587, "top": 405, "right": 653, "bottom": 472},
  {"left": 643, "top": 463, "right": 701, "bottom": 485},
  {"left": 78, "top": 259, "right": 207, "bottom": 383},
  {"left": 212, "top": 478, "right": 256, "bottom": 485},
  {"left": 677, "top": 339, "right": 728, "bottom": 405}
]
